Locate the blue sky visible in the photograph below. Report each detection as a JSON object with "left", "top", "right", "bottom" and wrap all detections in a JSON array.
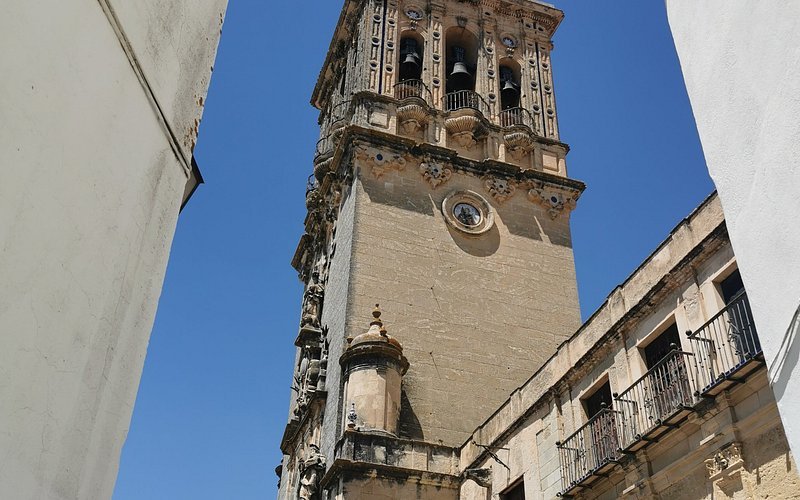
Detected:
[{"left": 113, "top": 1, "right": 713, "bottom": 498}]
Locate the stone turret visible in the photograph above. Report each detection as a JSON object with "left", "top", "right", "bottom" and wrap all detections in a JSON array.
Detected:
[{"left": 340, "top": 305, "right": 409, "bottom": 435}]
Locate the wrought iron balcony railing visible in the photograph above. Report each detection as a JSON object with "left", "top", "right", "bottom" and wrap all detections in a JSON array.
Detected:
[
  {"left": 394, "top": 79, "right": 433, "bottom": 105},
  {"left": 556, "top": 292, "right": 765, "bottom": 496},
  {"left": 443, "top": 90, "right": 489, "bottom": 115},
  {"left": 498, "top": 107, "right": 534, "bottom": 129},
  {"left": 314, "top": 99, "right": 353, "bottom": 162},
  {"left": 556, "top": 406, "right": 620, "bottom": 494},
  {"left": 688, "top": 291, "right": 762, "bottom": 394},
  {"left": 614, "top": 348, "right": 698, "bottom": 451}
]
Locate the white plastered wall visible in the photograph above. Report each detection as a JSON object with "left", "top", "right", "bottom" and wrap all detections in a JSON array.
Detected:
[
  {"left": 665, "top": 0, "right": 800, "bottom": 459},
  {"left": 0, "top": 0, "right": 225, "bottom": 497}
]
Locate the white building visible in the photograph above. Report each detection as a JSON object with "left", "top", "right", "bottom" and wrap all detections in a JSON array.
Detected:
[
  {"left": 666, "top": 0, "right": 800, "bottom": 461},
  {"left": 0, "top": 1, "right": 226, "bottom": 497}
]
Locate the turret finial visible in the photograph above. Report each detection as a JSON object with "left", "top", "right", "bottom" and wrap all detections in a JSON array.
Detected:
[{"left": 370, "top": 304, "right": 383, "bottom": 328}]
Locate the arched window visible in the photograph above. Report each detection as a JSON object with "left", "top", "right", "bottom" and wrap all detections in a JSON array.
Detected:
[
  {"left": 444, "top": 27, "right": 478, "bottom": 94},
  {"left": 498, "top": 61, "right": 521, "bottom": 110},
  {"left": 398, "top": 34, "right": 423, "bottom": 82}
]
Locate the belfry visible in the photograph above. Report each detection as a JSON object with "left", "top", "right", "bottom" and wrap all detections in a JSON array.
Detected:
[{"left": 278, "top": 0, "right": 583, "bottom": 497}]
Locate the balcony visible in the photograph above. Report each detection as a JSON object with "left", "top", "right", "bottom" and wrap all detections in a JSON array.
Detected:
[
  {"left": 443, "top": 90, "right": 489, "bottom": 115},
  {"left": 556, "top": 293, "right": 762, "bottom": 497},
  {"left": 313, "top": 99, "right": 353, "bottom": 164},
  {"left": 614, "top": 349, "right": 698, "bottom": 452},
  {"left": 394, "top": 79, "right": 432, "bottom": 104},
  {"left": 556, "top": 406, "right": 620, "bottom": 495},
  {"left": 498, "top": 107, "right": 534, "bottom": 129},
  {"left": 688, "top": 291, "right": 764, "bottom": 396}
]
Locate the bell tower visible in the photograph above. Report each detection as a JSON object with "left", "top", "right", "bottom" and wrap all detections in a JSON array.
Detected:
[{"left": 278, "top": 1, "right": 583, "bottom": 498}]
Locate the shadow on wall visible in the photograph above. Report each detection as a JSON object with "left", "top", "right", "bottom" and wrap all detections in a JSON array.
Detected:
[
  {"left": 770, "top": 300, "right": 800, "bottom": 402},
  {"left": 446, "top": 224, "right": 500, "bottom": 257},
  {"left": 399, "top": 389, "right": 424, "bottom": 440}
]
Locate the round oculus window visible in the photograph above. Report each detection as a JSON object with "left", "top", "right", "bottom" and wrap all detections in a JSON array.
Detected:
[
  {"left": 405, "top": 8, "right": 424, "bottom": 20},
  {"left": 501, "top": 36, "right": 517, "bottom": 48},
  {"left": 453, "top": 203, "right": 481, "bottom": 227},
  {"left": 442, "top": 190, "right": 495, "bottom": 235}
]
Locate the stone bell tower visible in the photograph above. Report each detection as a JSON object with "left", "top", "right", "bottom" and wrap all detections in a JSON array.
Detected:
[{"left": 278, "top": 0, "right": 584, "bottom": 498}]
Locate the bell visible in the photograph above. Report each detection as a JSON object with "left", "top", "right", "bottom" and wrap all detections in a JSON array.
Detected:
[
  {"left": 400, "top": 38, "right": 422, "bottom": 79},
  {"left": 500, "top": 67, "right": 520, "bottom": 107},
  {"left": 448, "top": 46, "right": 473, "bottom": 91}
]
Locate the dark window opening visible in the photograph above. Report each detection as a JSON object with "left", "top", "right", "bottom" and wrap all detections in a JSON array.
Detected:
[
  {"left": 399, "top": 37, "right": 423, "bottom": 82},
  {"left": 583, "top": 380, "right": 612, "bottom": 418},
  {"left": 499, "top": 65, "right": 520, "bottom": 110},
  {"left": 445, "top": 28, "right": 478, "bottom": 94},
  {"left": 643, "top": 322, "right": 681, "bottom": 369},
  {"left": 501, "top": 481, "right": 525, "bottom": 500},
  {"left": 720, "top": 269, "right": 745, "bottom": 304}
]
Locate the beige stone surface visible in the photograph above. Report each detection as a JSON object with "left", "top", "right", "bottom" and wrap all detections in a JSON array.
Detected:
[{"left": 345, "top": 154, "right": 582, "bottom": 447}]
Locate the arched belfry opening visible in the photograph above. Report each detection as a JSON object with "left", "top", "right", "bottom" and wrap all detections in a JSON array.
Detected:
[
  {"left": 444, "top": 26, "right": 478, "bottom": 105},
  {"left": 499, "top": 60, "right": 521, "bottom": 110},
  {"left": 398, "top": 33, "right": 423, "bottom": 82}
]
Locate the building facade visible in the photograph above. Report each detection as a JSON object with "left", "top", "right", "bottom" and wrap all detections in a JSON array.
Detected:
[
  {"left": 277, "top": 1, "right": 799, "bottom": 499},
  {"left": 0, "top": 1, "right": 226, "bottom": 497},
  {"left": 458, "top": 194, "right": 799, "bottom": 500}
]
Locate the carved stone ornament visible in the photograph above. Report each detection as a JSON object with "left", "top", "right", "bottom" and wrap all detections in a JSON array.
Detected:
[
  {"left": 300, "top": 273, "right": 325, "bottom": 331},
  {"left": 298, "top": 443, "right": 326, "bottom": 500},
  {"left": 419, "top": 161, "right": 452, "bottom": 189},
  {"left": 444, "top": 114, "right": 483, "bottom": 150},
  {"left": 397, "top": 102, "right": 430, "bottom": 134},
  {"left": 527, "top": 180, "right": 580, "bottom": 219},
  {"left": 503, "top": 130, "right": 535, "bottom": 160},
  {"left": 484, "top": 177, "right": 516, "bottom": 204},
  {"left": 355, "top": 145, "right": 407, "bottom": 178},
  {"left": 463, "top": 468, "right": 492, "bottom": 488},
  {"left": 347, "top": 402, "right": 358, "bottom": 429},
  {"left": 313, "top": 157, "right": 333, "bottom": 182},
  {"left": 442, "top": 190, "right": 495, "bottom": 236},
  {"left": 705, "top": 442, "right": 744, "bottom": 481}
]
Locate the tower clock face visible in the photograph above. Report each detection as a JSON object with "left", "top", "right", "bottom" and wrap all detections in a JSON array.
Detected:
[{"left": 453, "top": 203, "right": 482, "bottom": 227}]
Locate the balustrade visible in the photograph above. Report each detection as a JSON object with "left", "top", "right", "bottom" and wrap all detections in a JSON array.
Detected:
[
  {"left": 498, "top": 107, "right": 534, "bottom": 129},
  {"left": 443, "top": 90, "right": 489, "bottom": 115},
  {"left": 688, "top": 292, "right": 762, "bottom": 393},
  {"left": 557, "top": 406, "right": 620, "bottom": 492}
]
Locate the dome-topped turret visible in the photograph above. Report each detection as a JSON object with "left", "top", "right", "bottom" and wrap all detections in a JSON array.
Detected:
[
  {"left": 339, "top": 305, "right": 409, "bottom": 435},
  {"left": 341, "top": 305, "right": 408, "bottom": 374}
]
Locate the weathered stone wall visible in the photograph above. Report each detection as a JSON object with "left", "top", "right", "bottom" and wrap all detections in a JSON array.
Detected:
[
  {"left": 456, "top": 195, "right": 800, "bottom": 500},
  {"left": 345, "top": 145, "right": 582, "bottom": 447}
]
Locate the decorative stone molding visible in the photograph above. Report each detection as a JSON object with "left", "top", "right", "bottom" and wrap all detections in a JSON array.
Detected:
[
  {"left": 463, "top": 468, "right": 492, "bottom": 488},
  {"left": 355, "top": 145, "right": 407, "bottom": 178},
  {"left": 313, "top": 157, "right": 334, "bottom": 182},
  {"left": 442, "top": 190, "right": 495, "bottom": 235},
  {"left": 705, "top": 442, "right": 744, "bottom": 482},
  {"left": 444, "top": 114, "right": 483, "bottom": 149},
  {"left": 503, "top": 129, "right": 535, "bottom": 160},
  {"left": 419, "top": 161, "right": 452, "bottom": 189},
  {"left": 397, "top": 102, "right": 429, "bottom": 134},
  {"left": 527, "top": 180, "right": 581, "bottom": 219},
  {"left": 484, "top": 177, "right": 516, "bottom": 204}
]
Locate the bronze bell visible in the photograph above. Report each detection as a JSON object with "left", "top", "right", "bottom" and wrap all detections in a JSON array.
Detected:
[
  {"left": 400, "top": 38, "right": 422, "bottom": 79},
  {"left": 500, "top": 66, "right": 520, "bottom": 108},
  {"left": 448, "top": 46, "right": 473, "bottom": 91}
]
